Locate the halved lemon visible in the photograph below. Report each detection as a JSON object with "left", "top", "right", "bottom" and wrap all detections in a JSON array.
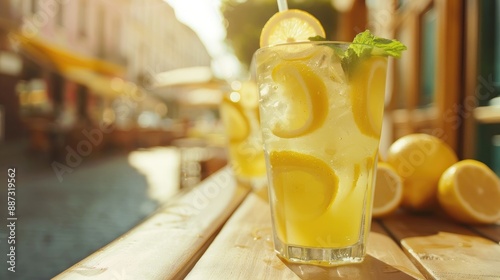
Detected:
[
  {"left": 270, "top": 150, "right": 338, "bottom": 220},
  {"left": 349, "top": 56, "right": 387, "bottom": 139},
  {"left": 260, "top": 9, "right": 326, "bottom": 48},
  {"left": 271, "top": 61, "right": 328, "bottom": 138},
  {"left": 219, "top": 98, "right": 250, "bottom": 144},
  {"left": 438, "top": 159, "right": 500, "bottom": 224},
  {"left": 372, "top": 162, "right": 403, "bottom": 218}
]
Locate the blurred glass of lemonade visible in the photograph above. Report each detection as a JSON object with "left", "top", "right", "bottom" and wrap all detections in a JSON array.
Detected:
[{"left": 219, "top": 80, "right": 267, "bottom": 187}]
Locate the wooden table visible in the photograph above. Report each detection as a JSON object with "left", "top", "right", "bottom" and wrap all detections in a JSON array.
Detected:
[{"left": 54, "top": 167, "right": 500, "bottom": 279}]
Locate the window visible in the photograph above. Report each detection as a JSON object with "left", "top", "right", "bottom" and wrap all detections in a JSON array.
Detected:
[
  {"left": 56, "top": 1, "right": 63, "bottom": 26},
  {"left": 31, "top": 0, "right": 37, "bottom": 14},
  {"left": 78, "top": 0, "right": 87, "bottom": 36},
  {"left": 473, "top": 1, "right": 500, "bottom": 169},
  {"left": 420, "top": 7, "right": 437, "bottom": 108},
  {"left": 97, "top": 6, "right": 106, "bottom": 58},
  {"left": 113, "top": 16, "right": 121, "bottom": 60},
  {"left": 495, "top": 3, "right": 500, "bottom": 84}
]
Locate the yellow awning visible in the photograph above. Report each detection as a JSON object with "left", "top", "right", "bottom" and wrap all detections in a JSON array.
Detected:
[
  {"left": 62, "top": 68, "right": 141, "bottom": 99},
  {"left": 9, "top": 32, "right": 135, "bottom": 98},
  {"left": 11, "top": 32, "right": 124, "bottom": 76}
]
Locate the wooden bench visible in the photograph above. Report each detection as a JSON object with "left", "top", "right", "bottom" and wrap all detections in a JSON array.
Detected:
[{"left": 54, "top": 167, "right": 500, "bottom": 279}]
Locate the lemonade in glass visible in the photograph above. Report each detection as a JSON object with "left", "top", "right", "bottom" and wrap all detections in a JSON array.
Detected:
[
  {"left": 255, "top": 9, "right": 405, "bottom": 266},
  {"left": 220, "top": 80, "right": 267, "bottom": 187}
]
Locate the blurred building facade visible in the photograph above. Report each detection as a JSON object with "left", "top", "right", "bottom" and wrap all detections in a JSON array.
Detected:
[
  {"left": 0, "top": 0, "right": 212, "bottom": 155},
  {"left": 7, "top": 0, "right": 210, "bottom": 83}
]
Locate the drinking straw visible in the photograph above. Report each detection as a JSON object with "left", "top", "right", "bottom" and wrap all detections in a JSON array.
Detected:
[{"left": 277, "top": 0, "right": 288, "bottom": 12}]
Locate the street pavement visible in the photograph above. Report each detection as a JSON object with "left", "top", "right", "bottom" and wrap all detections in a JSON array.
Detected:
[{"left": 0, "top": 139, "right": 180, "bottom": 279}]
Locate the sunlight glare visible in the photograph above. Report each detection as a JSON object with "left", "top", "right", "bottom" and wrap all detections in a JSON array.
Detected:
[
  {"left": 164, "top": 0, "right": 243, "bottom": 79},
  {"left": 128, "top": 147, "right": 181, "bottom": 203}
]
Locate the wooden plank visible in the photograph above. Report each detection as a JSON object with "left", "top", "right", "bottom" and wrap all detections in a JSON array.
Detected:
[
  {"left": 54, "top": 167, "right": 250, "bottom": 280},
  {"left": 379, "top": 210, "right": 478, "bottom": 241},
  {"left": 378, "top": 210, "right": 500, "bottom": 279},
  {"left": 372, "top": 219, "right": 390, "bottom": 235},
  {"left": 186, "top": 193, "right": 425, "bottom": 280},
  {"left": 401, "top": 232, "right": 500, "bottom": 279},
  {"left": 380, "top": 209, "right": 500, "bottom": 244},
  {"left": 468, "top": 223, "right": 500, "bottom": 243}
]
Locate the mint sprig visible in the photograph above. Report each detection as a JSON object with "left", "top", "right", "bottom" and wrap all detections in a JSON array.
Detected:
[
  {"left": 309, "top": 30, "right": 407, "bottom": 75},
  {"left": 349, "top": 30, "right": 407, "bottom": 58}
]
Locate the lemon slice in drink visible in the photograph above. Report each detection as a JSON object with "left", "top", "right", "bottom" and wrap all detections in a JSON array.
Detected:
[
  {"left": 270, "top": 151, "right": 338, "bottom": 220},
  {"left": 220, "top": 98, "right": 250, "bottom": 143},
  {"left": 271, "top": 61, "right": 329, "bottom": 138},
  {"left": 372, "top": 162, "right": 403, "bottom": 218},
  {"left": 438, "top": 159, "right": 500, "bottom": 224},
  {"left": 350, "top": 56, "right": 387, "bottom": 138},
  {"left": 260, "top": 9, "right": 325, "bottom": 47}
]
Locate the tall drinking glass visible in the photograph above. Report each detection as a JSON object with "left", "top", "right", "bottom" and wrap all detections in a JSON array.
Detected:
[
  {"left": 220, "top": 80, "right": 267, "bottom": 188},
  {"left": 254, "top": 41, "right": 388, "bottom": 266}
]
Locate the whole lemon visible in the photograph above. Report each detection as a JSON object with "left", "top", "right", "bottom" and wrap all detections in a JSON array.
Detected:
[{"left": 386, "top": 134, "right": 458, "bottom": 211}]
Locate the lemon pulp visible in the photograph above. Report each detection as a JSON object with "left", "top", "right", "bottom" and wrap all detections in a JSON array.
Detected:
[{"left": 438, "top": 159, "right": 500, "bottom": 224}]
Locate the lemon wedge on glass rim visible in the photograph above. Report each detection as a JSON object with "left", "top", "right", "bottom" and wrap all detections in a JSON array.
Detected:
[{"left": 260, "top": 9, "right": 325, "bottom": 47}]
